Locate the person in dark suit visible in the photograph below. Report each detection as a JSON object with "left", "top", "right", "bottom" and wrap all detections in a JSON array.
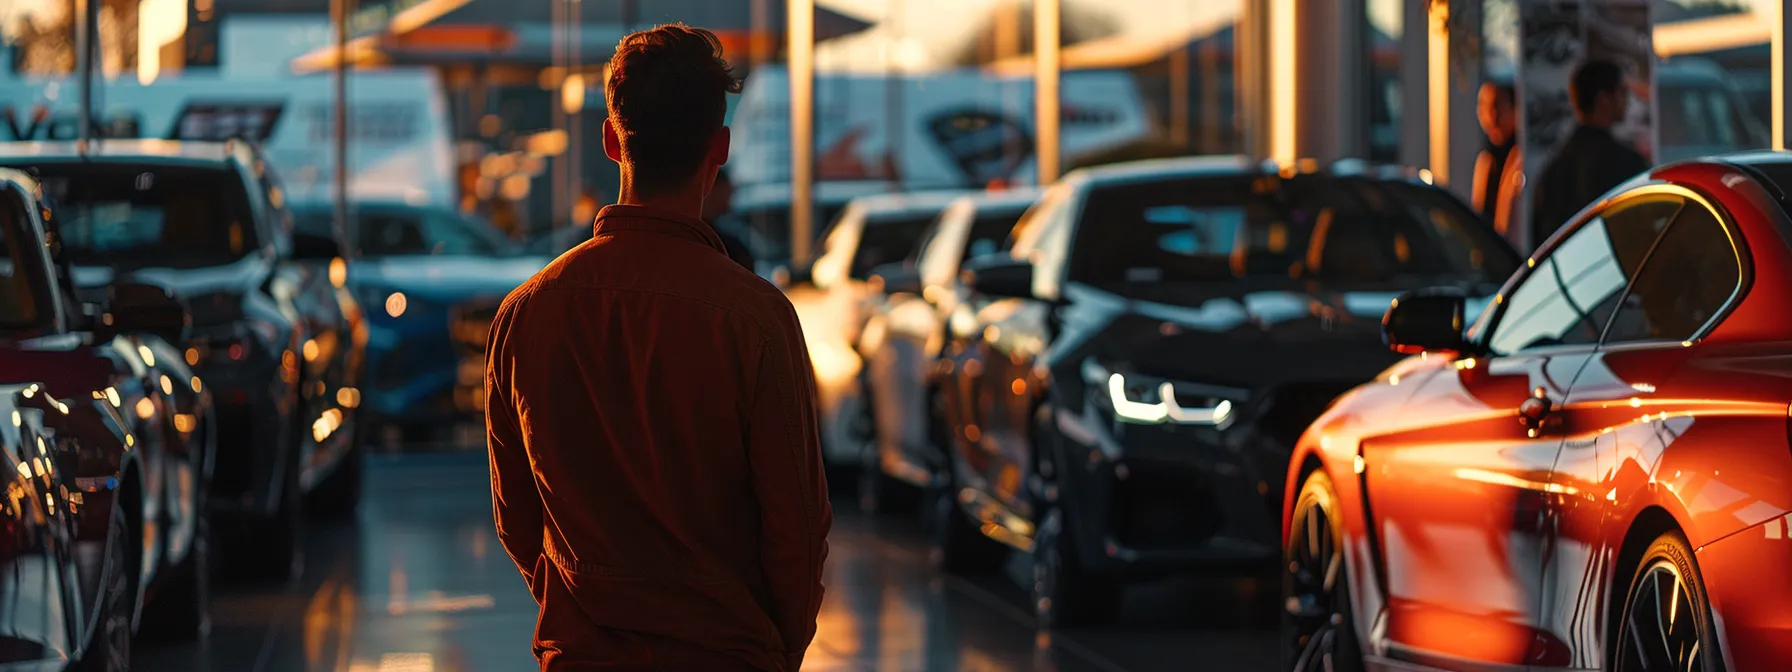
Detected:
[{"left": 1529, "top": 58, "right": 1650, "bottom": 248}]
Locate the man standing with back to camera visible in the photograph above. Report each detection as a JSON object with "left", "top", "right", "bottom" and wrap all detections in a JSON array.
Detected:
[{"left": 485, "top": 24, "right": 831, "bottom": 672}]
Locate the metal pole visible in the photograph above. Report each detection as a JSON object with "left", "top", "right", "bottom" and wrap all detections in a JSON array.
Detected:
[
  {"left": 1033, "top": 0, "right": 1060, "bottom": 184},
  {"left": 568, "top": 0, "right": 581, "bottom": 226},
  {"left": 332, "top": 0, "right": 352, "bottom": 254},
  {"left": 75, "top": 0, "right": 95, "bottom": 145},
  {"left": 1776, "top": 0, "right": 1789, "bottom": 150},
  {"left": 885, "top": 0, "right": 903, "bottom": 189},
  {"left": 789, "top": 0, "right": 815, "bottom": 266}
]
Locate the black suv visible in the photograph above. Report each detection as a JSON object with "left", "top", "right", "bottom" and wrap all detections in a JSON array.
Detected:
[{"left": 929, "top": 157, "right": 1519, "bottom": 627}]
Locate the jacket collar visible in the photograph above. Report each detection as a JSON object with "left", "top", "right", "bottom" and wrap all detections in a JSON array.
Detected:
[{"left": 593, "top": 204, "right": 726, "bottom": 254}]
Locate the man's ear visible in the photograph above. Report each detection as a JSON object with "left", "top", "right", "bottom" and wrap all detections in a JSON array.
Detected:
[
  {"left": 603, "top": 119, "right": 624, "bottom": 163},
  {"left": 709, "top": 126, "right": 731, "bottom": 167}
]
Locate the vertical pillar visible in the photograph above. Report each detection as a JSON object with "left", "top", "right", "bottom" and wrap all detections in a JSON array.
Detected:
[
  {"left": 1034, "top": 0, "right": 1061, "bottom": 185},
  {"left": 1236, "top": 0, "right": 1269, "bottom": 160},
  {"left": 75, "top": 0, "right": 96, "bottom": 144},
  {"left": 1294, "top": 0, "right": 1368, "bottom": 162},
  {"left": 1427, "top": 0, "right": 1480, "bottom": 198},
  {"left": 788, "top": 0, "right": 815, "bottom": 266},
  {"left": 550, "top": 0, "right": 566, "bottom": 232},
  {"left": 1399, "top": 0, "right": 1430, "bottom": 169},
  {"left": 331, "top": 0, "right": 352, "bottom": 252},
  {"left": 568, "top": 0, "right": 582, "bottom": 227},
  {"left": 885, "top": 0, "right": 904, "bottom": 190},
  {"left": 1776, "top": 1, "right": 1790, "bottom": 150},
  {"left": 1169, "top": 46, "right": 1190, "bottom": 150},
  {"left": 1267, "top": 0, "right": 1297, "bottom": 166}
]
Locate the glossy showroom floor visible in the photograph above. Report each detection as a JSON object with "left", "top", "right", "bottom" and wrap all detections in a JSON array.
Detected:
[{"left": 138, "top": 449, "right": 1279, "bottom": 672}]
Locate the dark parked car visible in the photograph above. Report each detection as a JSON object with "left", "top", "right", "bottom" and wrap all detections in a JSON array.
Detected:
[
  {"left": 929, "top": 157, "right": 1519, "bottom": 627},
  {"left": 0, "top": 384, "right": 142, "bottom": 671},
  {"left": 0, "top": 140, "right": 364, "bottom": 578},
  {"left": 1282, "top": 153, "right": 1792, "bottom": 671},
  {"left": 291, "top": 201, "right": 547, "bottom": 441},
  {"left": 852, "top": 188, "right": 1040, "bottom": 511},
  {"left": 0, "top": 168, "right": 215, "bottom": 668}
]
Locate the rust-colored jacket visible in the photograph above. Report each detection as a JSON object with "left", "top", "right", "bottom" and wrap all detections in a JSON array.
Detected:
[{"left": 485, "top": 205, "right": 831, "bottom": 672}]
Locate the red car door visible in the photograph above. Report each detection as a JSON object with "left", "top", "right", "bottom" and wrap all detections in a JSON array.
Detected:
[
  {"left": 1360, "top": 195, "right": 1679, "bottom": 666},
  {"left": 1539, "top": 188, "right": 1762, "bottom": 668}
]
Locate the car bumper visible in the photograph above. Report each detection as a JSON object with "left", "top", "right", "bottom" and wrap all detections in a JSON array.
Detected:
[
  {"left": 197, "top": 359, "right": 292, "bottom": 519},
  {"left": 1049, "top": 401, "right": 1286, "bottom": 575}
]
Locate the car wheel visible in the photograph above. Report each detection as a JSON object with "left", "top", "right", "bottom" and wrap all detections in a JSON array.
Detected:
[
  {"left": 855, "top": 378, "right": 918, "bottom": 515},
  {"left": 245, "top": 418, "right": 305, "bottom": 582},
  {"left": 140, "top": 495, "right": 210, "bottom": 641},
  {"left": 1612, "top": 531, "right": 1725, "bottom": 672},
  {"left": 1033, "top": 506, "right": 1123, "bottom": 629},
  {"left": 309, "top": 437, "right": 363, "bottom": 520},
  {"left": 927, "top": 472, "right": 1007, "bottom": 575},
  {"left": 77, "top": 500, "right": 134, "bottom": 672},
  {"left": 1283, "top": 470, "right": 1364, "bottom": 672}
]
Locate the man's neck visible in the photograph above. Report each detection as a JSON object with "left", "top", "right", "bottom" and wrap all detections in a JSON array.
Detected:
[{"left": 615, "top": 181, "right": 706, "bottom": 221}]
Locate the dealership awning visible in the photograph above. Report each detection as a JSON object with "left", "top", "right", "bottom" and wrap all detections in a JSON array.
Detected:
[{"left": 286, "top": 0, "right": 873, "bottom": 72}]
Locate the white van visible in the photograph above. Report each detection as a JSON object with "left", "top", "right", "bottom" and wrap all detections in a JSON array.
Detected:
[
  {"left": 729, "top": 66, "right": 1150, "bottom": 190},
  {"left": 0, "top": 68, "right": 458, "bottom": 210}
]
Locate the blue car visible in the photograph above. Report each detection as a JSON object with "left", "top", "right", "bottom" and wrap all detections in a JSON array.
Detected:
[{"left": 295, "top": 202, "right": 549, "bottom": 441}]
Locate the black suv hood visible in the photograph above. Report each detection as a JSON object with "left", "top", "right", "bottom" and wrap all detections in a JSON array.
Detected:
[{"left": 1067, "top": 277, "right": 1494, "bottom": 389}]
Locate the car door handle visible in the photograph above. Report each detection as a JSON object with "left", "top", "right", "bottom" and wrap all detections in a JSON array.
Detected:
[{"left": 1518, "top": 387, "right": 1553, "bottom": 430}]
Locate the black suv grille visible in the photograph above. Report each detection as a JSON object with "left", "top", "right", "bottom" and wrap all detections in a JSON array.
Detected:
[{"left": 1110, "top": 460, "right": 1223, "bottom": 550}]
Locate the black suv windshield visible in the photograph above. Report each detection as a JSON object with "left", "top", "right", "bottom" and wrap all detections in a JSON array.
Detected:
[
  {"left": 1071, "top": 174, "right": 1517, "bottom": 289},
  {"left": 852, "top": 213, "right": 936, "bottom": 278},
  {"left": 28, "top": 164, "right": 258, "bottom": 270}
]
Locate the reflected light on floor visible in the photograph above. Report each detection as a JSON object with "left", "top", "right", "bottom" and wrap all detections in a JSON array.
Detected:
[
  {"left": 348, "top": 653, "right": 436, "bottom": 672},
  {"left": 387, "top": 591, "right": 496, "bottom": 616}
]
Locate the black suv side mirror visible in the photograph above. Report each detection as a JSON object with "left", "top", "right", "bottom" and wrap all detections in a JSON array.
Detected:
[
  {"left": 868, "top": 262, "right": 921, "bottom": 296},
  {"left": 292, "top": 232, "right": 342, "bottom": 261},
  {"left": 97, "top": 283, "right": 190, "bottom": 345},
  {"left": 961, "top": 256, "right": 1033, "bottom": 300},
  {"left": 1384, "top": 288, "right": 1469, "bottom": 354}
]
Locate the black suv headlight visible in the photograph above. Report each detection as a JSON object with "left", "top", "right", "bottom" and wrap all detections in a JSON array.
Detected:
[{"left": 1081, "top": 359, "right": 1247, "bottom": 426}]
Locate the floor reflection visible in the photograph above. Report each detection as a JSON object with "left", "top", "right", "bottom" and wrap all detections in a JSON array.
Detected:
[{"left": 137, "top": 451, "right": 1276, "bottom": 672}]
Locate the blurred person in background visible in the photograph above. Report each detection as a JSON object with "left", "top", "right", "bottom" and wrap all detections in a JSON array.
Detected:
[
  {"left": 485, "top": 23, "right": 830, "bottom": 672},
  {"left": 703, "top": 168, "right": 756, "bottom": 270},
  {"left": 1530, "top": 58, "right": 1649, "bottom": 247},
  {"left": 1472, "top": 82, "right": 1520, "bottom": 230}
]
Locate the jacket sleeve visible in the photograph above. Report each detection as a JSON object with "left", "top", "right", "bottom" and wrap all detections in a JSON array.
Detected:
[
  {"left": 485, "top": 303, "right": 544, "bottom": 595},
  {"left": 747, "top": 308, "right": 833, "bottom": 671}
]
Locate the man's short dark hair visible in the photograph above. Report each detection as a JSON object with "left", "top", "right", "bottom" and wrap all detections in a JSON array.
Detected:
[
  {"left": 605, "top": 24, "right": 743, "bottom": 196},
  {"left": 1570, "top": 59, "right": 1625, "bottom": 114}
]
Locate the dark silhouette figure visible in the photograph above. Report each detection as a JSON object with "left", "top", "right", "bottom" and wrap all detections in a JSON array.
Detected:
[
  {"left": 1530, "top": 58, "right": 1649, "bottom": 249},
  {"left": 704, "top": 168, "right": 757, "bottom": 270},
  {"left": 485, "top": 24, "right": 831, "bottom": 672}
]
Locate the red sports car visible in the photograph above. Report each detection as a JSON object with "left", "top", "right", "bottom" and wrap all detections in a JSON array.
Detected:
[{"left": 1282, "top": 153, "right": 1792, "bottom": 671}]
